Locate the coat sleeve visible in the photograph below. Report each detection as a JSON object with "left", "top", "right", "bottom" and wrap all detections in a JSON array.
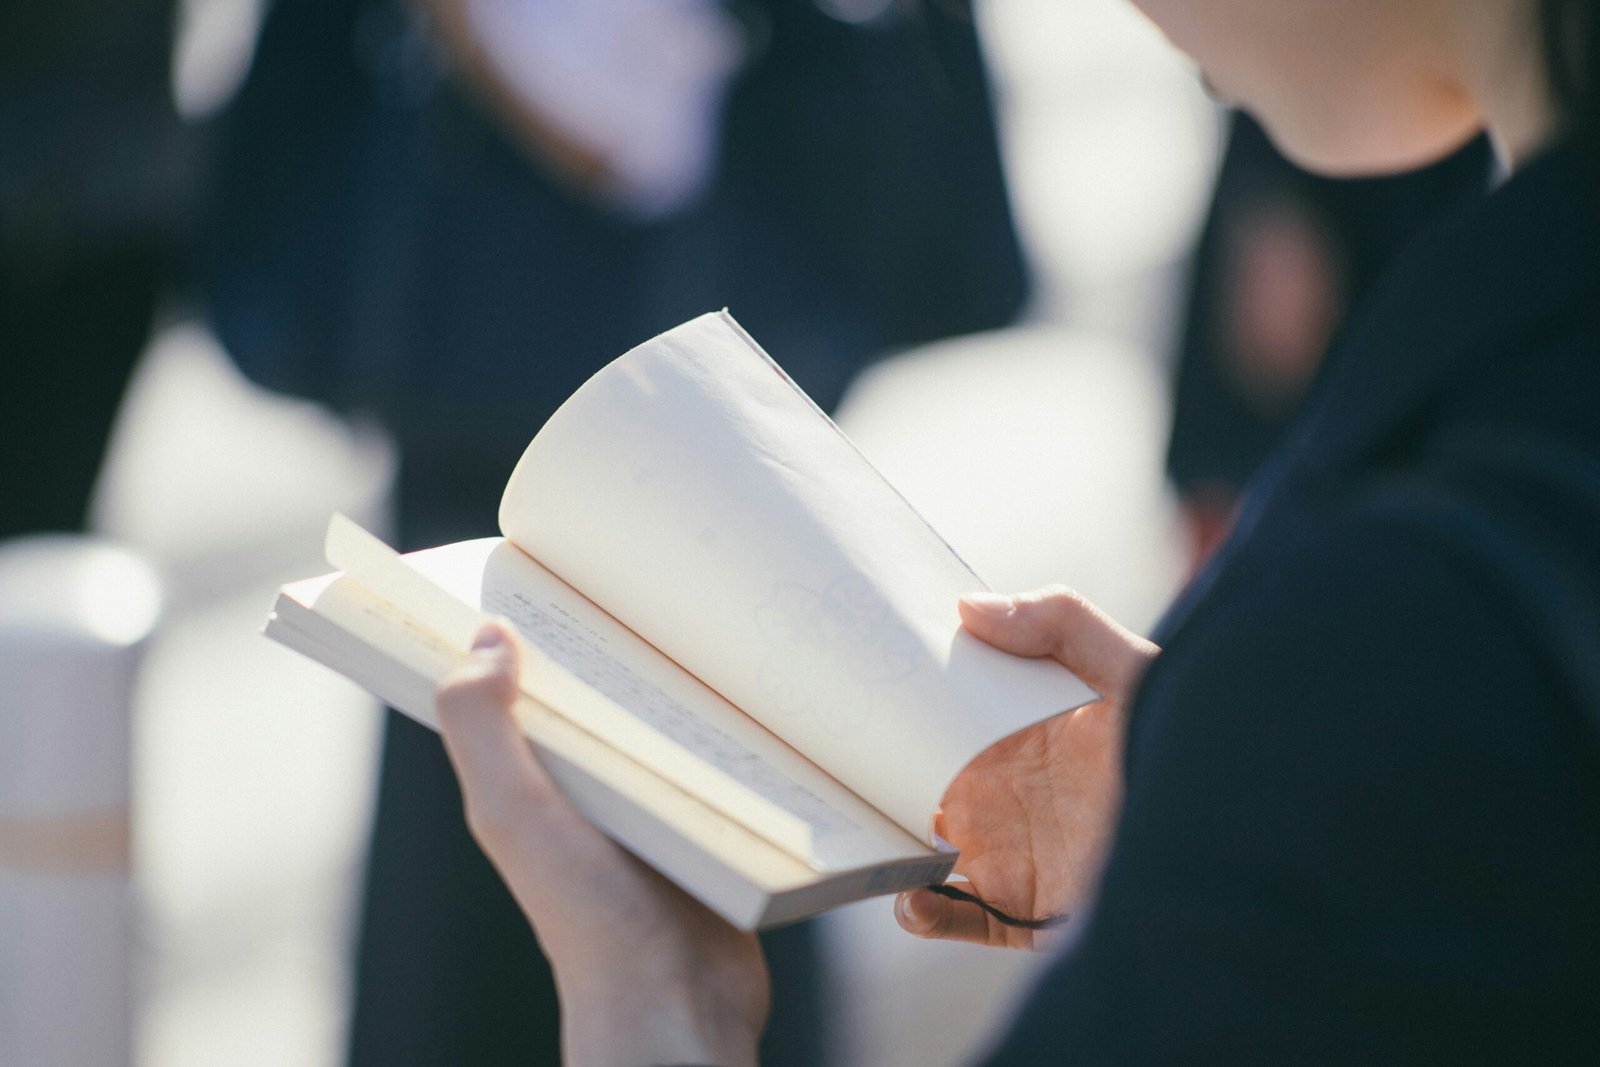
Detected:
[{"left": 979, "top": 499, "right": 1600, "bottom": 1064}]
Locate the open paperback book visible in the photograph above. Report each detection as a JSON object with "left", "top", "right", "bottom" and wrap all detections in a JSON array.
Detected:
[{"left": 265, "top": 311, "right": 1097, "bottom": 929}]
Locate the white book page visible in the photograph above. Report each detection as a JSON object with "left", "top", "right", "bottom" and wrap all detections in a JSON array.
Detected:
[
  {"left": 321, "top": 519, "right": 929, "bottom": 872},
  {"left": 498, "top": 311, "right": 1098, "bottom": 841}
]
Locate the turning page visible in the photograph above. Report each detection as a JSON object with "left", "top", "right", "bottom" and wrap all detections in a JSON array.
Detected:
[
  {"left": 318, "top": 518, "right": 933, "bottom": 873},
  {"left": 499, "top": 311, "right": 1097, "bottom": 840}
]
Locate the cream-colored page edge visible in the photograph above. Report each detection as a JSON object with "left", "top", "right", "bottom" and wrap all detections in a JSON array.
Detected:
[
  {"left": 323, "top": 516, "right": 930, "bottom": 871},
  {"left": 266, "top": 575, "right": 820, "bottom": 928},
  {"left": 498, "top": 311, "right": 1098, "bottom": 843}
]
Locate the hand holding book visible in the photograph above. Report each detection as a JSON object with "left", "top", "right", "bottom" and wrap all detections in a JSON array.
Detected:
[
  {"left": 436, "top": 584, "right": 1152, "bottom": 1064},
  {"left": 896, "top": 588, "right": 1159, "bottom": 951},
  {"left": 265, "top": 312, "right": 1102, "bottom": 925},
  {"left": 436, "top": 623, "right": 769, "bottom": 1067}
]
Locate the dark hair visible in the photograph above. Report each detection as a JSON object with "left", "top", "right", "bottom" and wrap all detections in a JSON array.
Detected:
[{"left": 1541, "top": 0, "right": 1600, "bottom": 184}]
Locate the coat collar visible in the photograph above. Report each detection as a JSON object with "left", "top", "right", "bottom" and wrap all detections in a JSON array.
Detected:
[
  {"left": 1153, "top": 141, "right": 1600, "bottom": 645},
  {"left": 1278, "top": 139, "right": 1599, "bottom": 485}
]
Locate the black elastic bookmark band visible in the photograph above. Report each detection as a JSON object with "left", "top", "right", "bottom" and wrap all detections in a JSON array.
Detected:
[{"left": 924, "top": 883, "right": 1071, "bottom": 931}]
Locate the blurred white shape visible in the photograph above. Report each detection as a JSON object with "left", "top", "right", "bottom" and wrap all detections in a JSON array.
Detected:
[
  {"left": 92, "top": 320, "right": 390, "bottom": 1067},
  {"left": 132, "top": 587, "right": 382, "bottom": 1067},
  {"left": 73, "top": 551, "right": 166, "bottom": 647},
  {"left": 140, "top": 936, "right": 349, "bottom": 1067},
  {"left": 1013, "top": 83, "right": 1218, "bottom": 290},
  {"left": 0, "top": 539, "right": 162, "bottom": 650},
  {"left": 978, "top": 0, "right": 1220, "bottom": 317},
  {"left": 837, "top": 326, "right": 1182, "bottom": 635},
  {"left": 0, "top": 538, "right": 161, "bottom": 813},
  {"left": 172, "top": 0, "right": 268, "bottom": 119},
  {"left": 0, "top": 536, "right": 161, "bottom": 1067},
  {"left": 0, "top": 874, "right": 138, "bottom": 1067},
  {"left": 466, "top": 0, "right": 745, "bottom": 218},
  {"left": 92, "top": 321, "right": 395, "bottom": 599}
]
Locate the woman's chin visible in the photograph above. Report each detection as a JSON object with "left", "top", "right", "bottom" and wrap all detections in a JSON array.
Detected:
[{"left": 1255, "top": 112, "right": 1485, "bottom": 179}]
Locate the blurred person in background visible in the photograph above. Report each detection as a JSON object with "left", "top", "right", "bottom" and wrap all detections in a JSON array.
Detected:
[
  {"left": 202, "top": 0, "right": 1027, "bottom": 1062},
  {"left": 1166, "top": 112, "right": 1494, "bottom": 574},
  {"left": 1, "top": 1, "right": 191, "bottom": 541},
  {"left": 416, "top": 0, "right": 1600, "bottom": 1061}
]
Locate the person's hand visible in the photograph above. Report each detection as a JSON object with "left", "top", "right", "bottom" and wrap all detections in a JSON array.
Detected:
[
  {"left": 896, "top": 586, "right": 1159, "bottom": 950},
  {"left": 435, "top": 622, "right": 769, "bottom": 1067}
]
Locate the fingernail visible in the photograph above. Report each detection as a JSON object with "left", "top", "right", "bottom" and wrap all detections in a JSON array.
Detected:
[
  {"left": 960, "top": 592, "right": 1015, "bottom": 616},
  {"left": 472, "top": 625, "right": 508, "bottom": 652},
  {"left": 895, "top": 890, "right": 930, "bottom": 931}
]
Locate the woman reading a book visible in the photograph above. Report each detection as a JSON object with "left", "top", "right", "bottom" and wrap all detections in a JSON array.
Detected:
[{"left": 429, "top": 0, "right": 1600, "bottom": 1061}]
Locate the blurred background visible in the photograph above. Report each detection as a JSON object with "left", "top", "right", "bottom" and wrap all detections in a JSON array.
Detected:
[{"left": 4, "top": 0, "right": 1232, "bottom": 1063}]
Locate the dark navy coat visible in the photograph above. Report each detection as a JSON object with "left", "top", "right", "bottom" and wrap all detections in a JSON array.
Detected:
[{"left": 987, "top": 143, "right": 1600, "bottom": 1063}]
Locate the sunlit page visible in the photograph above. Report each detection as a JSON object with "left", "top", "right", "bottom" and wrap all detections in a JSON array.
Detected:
[
  {"left": 324, "top": 520, "right": 926, "bottom": 871},
  {"left": 499, "top": 311, "right": 1097, "bottom": 840}
]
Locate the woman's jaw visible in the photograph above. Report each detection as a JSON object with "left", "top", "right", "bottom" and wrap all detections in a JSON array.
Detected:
[{"left": 1129, "top": 0, "right": 1559, "bottom": 176}]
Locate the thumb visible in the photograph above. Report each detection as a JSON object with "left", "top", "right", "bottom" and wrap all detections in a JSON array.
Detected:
[
  {"left": 894, "top": 887, "right": 1012, "bottom": 947},
  {"left": 437, "top": 622, "right": 562, "bottom": 851},
  {"left": 958, "top": 586, "right": 1157, "bottom": 696},
  {"left": 439, "top": 622, "right": 523, "bottom": 714}
]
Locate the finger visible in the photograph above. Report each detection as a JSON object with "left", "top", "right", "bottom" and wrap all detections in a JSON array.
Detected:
[
  {"left": 436, "top": 622, "right": 563, "bottom": 853},
  {"left": 894, "top": 887, "right": 1012, "bottom": 948},
  {"left": 959, "top": 586, "right": 1157, "bottom": 694}
]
